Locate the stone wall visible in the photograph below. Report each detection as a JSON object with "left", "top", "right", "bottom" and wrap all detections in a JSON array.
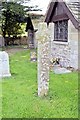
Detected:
[
  {"left": 68, "top": 20, "right": 78, "bottom": 69},
  {"left": 78, "top": 30, "right": 80, "bottom": 70},
  {"left": 14, "top": 36, "right": 28, "bottom": 45},
  {"left": 49, "top": 20, "right": 79, "bottom": 69}
]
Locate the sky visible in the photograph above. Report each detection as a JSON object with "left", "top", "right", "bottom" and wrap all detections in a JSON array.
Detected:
[
  {"left": 23, "top": 0, "right": 51, "bottom": 15},
  {"left": 30, "top": 0, "right": 50, "bottom": 14}
]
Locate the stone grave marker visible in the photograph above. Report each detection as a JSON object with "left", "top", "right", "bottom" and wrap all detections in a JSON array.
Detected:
[
  {"left": 0, "top": 36, "right": 4, "bottom": 47},
  {"left": 30, "top": 51, "right": 37, "bottom": 62},
  {"left": 0, "top": 51, "right": 11, "bottom": 78}
]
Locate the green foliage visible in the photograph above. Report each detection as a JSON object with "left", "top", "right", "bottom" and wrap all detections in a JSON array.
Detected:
[
  {"left": 2, "top": 49, "right": 78, "bottom": 118},
  {"left": 1, "top": 2, "right": 26, "bottom": 38}
]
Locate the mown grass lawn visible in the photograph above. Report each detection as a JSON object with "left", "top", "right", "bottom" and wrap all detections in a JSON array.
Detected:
[{"left": 2, "top": 49, "right": 78, "bottom": 118}]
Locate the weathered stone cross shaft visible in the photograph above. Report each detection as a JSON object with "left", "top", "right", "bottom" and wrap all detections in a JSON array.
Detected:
[{"left": 37, "top": 23, "right": 50, "bottom": 97}]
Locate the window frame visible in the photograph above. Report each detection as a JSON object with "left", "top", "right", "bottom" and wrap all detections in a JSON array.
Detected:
[{"left": 54, "top": 20, "right": 68, "bottom": 42}]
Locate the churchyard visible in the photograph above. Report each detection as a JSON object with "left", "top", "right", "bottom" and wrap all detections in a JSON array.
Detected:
[
  {"left": 0, "top": 20, "right": 79, "bottom": 119},
  {"left": 1, "top": 46, "right": 78, "bottom": 118},
  {"left": 0, "top": 1, "right": 79, "bottom": 118},
  {"left": 0, "top": 18, "right": 79, "bottom": 119}
]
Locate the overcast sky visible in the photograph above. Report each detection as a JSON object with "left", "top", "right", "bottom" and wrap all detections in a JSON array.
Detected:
[
  {"left": 30, "top": 0, "right": 50, "bottom": 12},
  {"left": 23, "top": 0, "right": 50, "bottom": 15}
]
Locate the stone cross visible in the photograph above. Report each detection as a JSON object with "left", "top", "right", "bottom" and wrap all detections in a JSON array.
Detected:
[{"left": 37, "top": 23, "right": 50, "bottom": 97}]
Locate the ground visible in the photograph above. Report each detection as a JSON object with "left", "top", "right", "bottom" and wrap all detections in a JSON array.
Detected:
[
  {"left": 5, "top": 46, "right": 27, "bottom": 55},
  {"left": 1, "top": 47, "right": 78, "bottom": 118}
]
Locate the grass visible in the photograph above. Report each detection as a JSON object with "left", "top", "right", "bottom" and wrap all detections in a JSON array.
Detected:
[{"left": 1, "top": 49, "right": 78, "bottom": 118}]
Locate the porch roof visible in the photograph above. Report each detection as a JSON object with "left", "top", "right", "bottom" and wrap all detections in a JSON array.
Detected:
[
  {"left": 67, "top": 0, "right": 80, "bottom": 22},
  {"left": 45, "top": 0, "right": 80, "bottom": 30}
]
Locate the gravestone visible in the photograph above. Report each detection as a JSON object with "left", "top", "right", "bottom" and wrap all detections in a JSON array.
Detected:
[
  {"left": 0, "top": 51, "right": 11, "bottom": 78},
  {"left": 0, "top": 36, "right": 4, "bottom": 47},
  {"left": 30, "top": 51, "right": 37, "bottom": 62},
  {"left": 28, "top": 29, "right": 35, "bottom": 49}
]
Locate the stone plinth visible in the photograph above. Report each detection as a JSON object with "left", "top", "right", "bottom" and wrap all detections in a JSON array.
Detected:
[{"left": 0, "top": 51, "right": 11, "bottom": 78}]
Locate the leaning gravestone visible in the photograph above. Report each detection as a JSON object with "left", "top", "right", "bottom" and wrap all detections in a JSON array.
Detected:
[{"left": 0, "top": 51, "right": 11, "bottom": 78}]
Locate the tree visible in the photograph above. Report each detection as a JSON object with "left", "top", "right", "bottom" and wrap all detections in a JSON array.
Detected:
[
  {"left": 1, "top": 0, "right": 42, "bottom": 46},
  {"left": 1, "top": 1, "right": 26, "bottom": 45}
]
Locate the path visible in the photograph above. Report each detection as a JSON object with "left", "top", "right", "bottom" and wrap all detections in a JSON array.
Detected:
[{"left": 5, "top": 46, "right": 27, "bottom": 56}]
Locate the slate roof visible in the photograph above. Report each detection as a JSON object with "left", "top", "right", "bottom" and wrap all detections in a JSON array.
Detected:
[
  {"left": 67, "top": 1, "right": 80, "bottom": 22},
  {"left": 48, "top": 0, "right": 80, "bottom": 22},
  {"left": 45, "top": 0, "right": 80, "bottom": 30}
]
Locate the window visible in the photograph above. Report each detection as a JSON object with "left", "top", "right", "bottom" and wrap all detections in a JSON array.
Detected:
[{"left": 54, "top": 20, "right": 68, "bottom": 42}]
